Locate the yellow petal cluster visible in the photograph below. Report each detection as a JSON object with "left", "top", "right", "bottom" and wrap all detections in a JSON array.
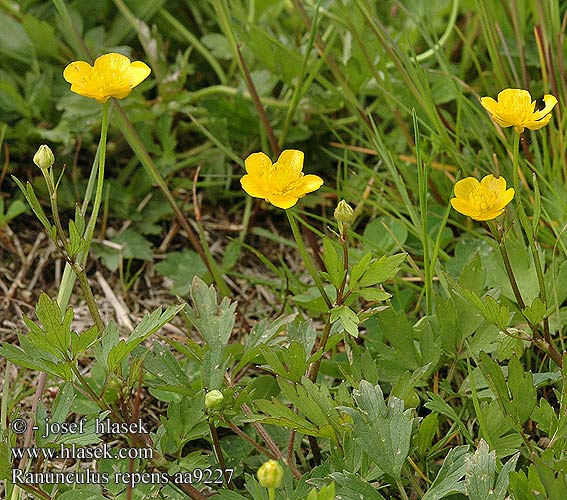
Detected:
[
  {"left": 240, "top": 150, "right": 323, "bottom": 209},
  {"left": 63, "top": 53, "right": 151, "bottom": 103},
  {"left": 450, "top": 174, "right": 514, "bottom": 221},
  {"left": 480, "top": 88, "right": 557, "bottom": 133}
]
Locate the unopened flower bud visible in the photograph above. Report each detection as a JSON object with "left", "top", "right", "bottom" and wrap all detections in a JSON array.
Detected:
[
  {"left": 205, "top": 390, "right": 224, "bottom": 410},
  {"left": 257, "top": 460, "right": 283, "bottom": 489},
  {"left": 33, "top": 145, "right": 55, "bottom": 170},
  {"left": 334, "top": 199, "right": 354, "bottom": 235},
  {"left": 334, "top": 200, "right": 354, "bottom": 224}
]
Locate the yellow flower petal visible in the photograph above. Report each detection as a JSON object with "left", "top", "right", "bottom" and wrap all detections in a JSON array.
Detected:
[
  {"left": 454, "top": 177, "right": 480, "bottom": 199},
  {"left": 275, "top": 150, "right": 304, "bottom": 176},
  {"left": 481, "top": 88, "right": 557, "bottom": 133},
  {"left": 63, "top": 52, "right": 151, "bottom": 103},
  {"left": 492, "top": 188, "right": 515, "bottom": 211},
  {"left": 245, "top": 152, "right": 273, "bottom": 176},
  {"left": 129, "top": 61, "right": 152, "bottom": 87},
  {"left": 480, "top": 174, "right": 506, "bottom": 192},
  {"left": 267, "top": 193, "right": 300, "bottom": 209},
  {"left": 451, "top": 174, "right": 514, "bottom": 221},
  {"left": 479, "top": 96, "right": 500, "bottom": 118},
  {"left": 240, "top": 149, "right": 322, "bottom": 209},
  {"left": 240, "top": 174, "right": 268, "bottom": 198},
  {"left": 289, "top": 174, "right": 324, "bottom": 197},
  {"left": 63, "top": 61, "right": 94, "bottom": 86},
  {"left": 450, "top": 197, "right": 477, "bottom": 218},
  {"left": 522, "top": 114, "right": 552, "bottom": 131}
]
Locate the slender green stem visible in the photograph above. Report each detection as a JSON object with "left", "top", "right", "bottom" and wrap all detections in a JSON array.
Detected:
[
  {"left": 82, "top": 101, "right": 110, "bottom": 264},
  {"left": 208, "top": 420, "right": 233, "bottom": 488},
  {"left": 1, "top": 361, "right": 9, "bottom": 432},
  {"left": 74, "top": 267, "right": 104, "bottom": 333},
  {"left": 512, "top": 132, "right": 520, "bottom": 195},
  {"left": 219, "top": 417, "right": 276, "bottom": 459},
  {"left": 336, "top": 231, "right": 349, "bottom": 303},
  {"left": 395, "top": 477, "right": 410, "bottom": 500},
  {"left": 307, "top": 319, "right": 332, "bottom": 382},
  {"left": 414, "top": 110, "right": 432, "bottom": 315},
  {"left": 488, "top": 222, "right": 526, "bottom": 311},
  {"left": 512, "top": 132, "right": 563, "bottom": 366},
  {"left": 286, "top": 210, "right": 332, "bottom": 309},
  {"left": 69, "top": 364, "right": 110, "bottom": 411}
]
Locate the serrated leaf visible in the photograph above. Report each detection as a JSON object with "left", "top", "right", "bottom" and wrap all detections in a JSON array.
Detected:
[
  {"left": 350, "top": 253, "right": 405, "bottom": 290},
  {"left": 12, "top": 177, "right": 52, "bottom": 232},
  {"left": 161, "top": 393, "right": 209, "bottom": 450},
  {"left": 67, "top": 219, "right": 85, "bottom": 257},
  {"left": 421, "top": 446, "right": 470, "bottom": 500},
  {"left": 71, "top": 325, "right": 99, "bottom": 357},
  {"left": 329, "top": 471, "right": 387, "bottom": 500},
  {"left": 253, "top": 398, "right": 324, "bottom": 436},
  {"left": 320, "top": 237, "right": 345, "bottom": 289},
  {"left": 465, "top": 439, "right": 497, "bottom": 500},
  {"left": 330, "top": 305, "right": 360, "bottom": 337},
  {"left": 356, "top": 287, "right": 391, "bottom": 302},
  {"left": 186, "top": 277, "right": 236, "bottom": 347},
  {"left": 0, "top": 341, "right": 70, "bottom": 378},
  {"left": 342, "top": 381, "right": 414, "bottom": 479},
  {"left": 259, "top": 342, "right": 308, "bottom": 382},
  {"left": 493, "top": 452, "right": 519, "bottom": 499},
  {"left": 107, "top": 305, "right": 183, "bottom": 372},
  {"left": 522, "top": 296, "right": 549, "bottom": 325},
  {"left": 278, "top": 377, "right": 343, "bottom": 438},
  {"left": 459, "top": 288, "right": 509, "bottom": 331},
  {"left": 29, "top": 293, "right": 73, "bottom": 358},
  {"left": 425, "top": 392, "right": 473, "bottom": 442},
  {"left": 507, "top": 354, "right": 536, "bottom": 425},
  {"left": 235, "top": 314, "right": 297, "bottom": 372},
  {"left": 478, "top": 351, "right": 510, "bottom": 411},
  {"left": 144, "top": 342, "right": 189, "bottom": 388},
  {"left": 349, "top": 252, "right": 373, "bottom": 289}
]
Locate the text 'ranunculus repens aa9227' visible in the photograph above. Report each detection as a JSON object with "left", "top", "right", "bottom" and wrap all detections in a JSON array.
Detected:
[
  {"left": 63, "top": 53, "right": 151, "bottom": 103},
  {"left": 240, "top": 149, "right": 323, "bottom": 209},
  {"left": 450, "top": 174, "right": 515, "bottom": 221}
]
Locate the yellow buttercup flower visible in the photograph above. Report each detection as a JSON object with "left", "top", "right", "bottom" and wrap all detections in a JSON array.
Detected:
[
  {"left": 450, "top": 174, "right": 514, "bottom": 221},
  {"left": 240, "top": 150, "right": 323, "bottom": 209},
  {"left": 480, "top": 88, "right": 557, "bottom": 133},
  {"left": 63, "top": 53, "right": 151, "bottom": 103}
]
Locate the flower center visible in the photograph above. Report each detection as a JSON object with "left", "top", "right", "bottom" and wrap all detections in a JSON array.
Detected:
[
  {"left": 470, "top": 187, "right": 496, "bottom": 213},
  {"left": 264, "top": 165, "right": 302, "bottom": 195}
]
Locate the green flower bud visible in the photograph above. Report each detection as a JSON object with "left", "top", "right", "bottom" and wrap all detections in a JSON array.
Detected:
[
  {"left": 205, "top": 390, "right": 224, "bottom": 410},
  {"left": 257, "top": 460, "right": 283, "bottom": 489},
  {"left": 33, "top": 145, "right": 55, "bottom": 170},
  {"left": 334, "top": 200, "right": 354, "bottom": 224}
]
